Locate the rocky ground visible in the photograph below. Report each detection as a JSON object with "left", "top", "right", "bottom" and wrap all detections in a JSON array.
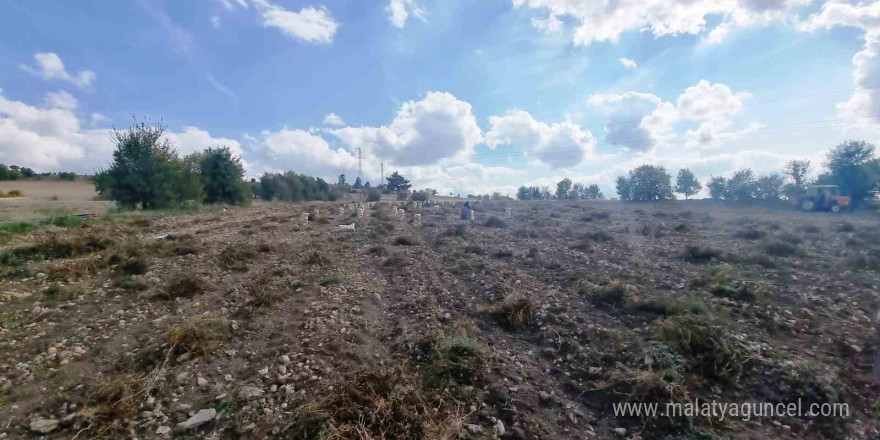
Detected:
[{"left": 1, "top": 199, "right": 879, "bottom": 439}]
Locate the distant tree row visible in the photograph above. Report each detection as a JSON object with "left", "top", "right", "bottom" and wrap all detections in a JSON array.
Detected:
[
  {"left": 613, "top": 140, "right": 880, "bottom": 207},
  {"left": 258, "top": 172, "right": 341, "bottom": 202},
  {"left": 516, "top": 179, "right": 604, "bottom": 201},
  {"left": 0, "top": 164, "right": 78, "bottom": 181},
  {"left": 95, "top": 122, "right": 251, "bottom": 209}
]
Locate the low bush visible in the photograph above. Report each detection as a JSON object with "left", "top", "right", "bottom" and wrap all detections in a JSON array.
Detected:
[
  {"left": 168, "top": 317, "right": 233, "bottom": 358},
  {"left": 483, "top": 216, "right": 507, "bottom": 228},
  {"left": 392, "top": 236, "right": 418, "bottom": 246},
  {"left": 582, "top": 281, "right": 634, "bottom": 309},
  {"left": 491, "top": 292, "right": 535, "bottom": 329},
  {"left": 321, "top": 275, "right": 344, "bottom": 286},
  {"left": 416, "top": 335, "right": 488, "bottom": 388},
  {"left": 219, "top": 243, "right": 258, "bottom": 271},
  {"left": 443, "top": 224, "right": 468, "bottom": 238},
  {"left": 653, "top": 314, "right": 751, "bottom": 380},
  {"left": 163, "top": 273, "right": 207, "bottom": 299},
  {"left": 764, "top": 240, "right": 798, "bottom": 257},
  {"left": 684, "top": 245, "right": 723, "bottom": 263}
]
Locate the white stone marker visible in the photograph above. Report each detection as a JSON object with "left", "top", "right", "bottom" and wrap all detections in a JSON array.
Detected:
[
  {"left": 301, "top": 213, "right": 309, "bottom": 224},
  {"left": 414, "top": 214, "right": 422, "bottom": 228},
  {"left": 505, "top": 207, "right": 512, "bottom": 219}
]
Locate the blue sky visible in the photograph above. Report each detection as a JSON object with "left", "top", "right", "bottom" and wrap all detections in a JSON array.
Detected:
[{"left": 2, "top": 0, "right": 879, "bottom": 197}]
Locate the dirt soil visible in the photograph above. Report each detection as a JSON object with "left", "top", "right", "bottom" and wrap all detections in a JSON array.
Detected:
[{"left": 1, "top": 200, "right": 879, "bottom": 440}]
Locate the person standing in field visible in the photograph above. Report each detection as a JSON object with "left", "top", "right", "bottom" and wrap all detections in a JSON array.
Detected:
[{"left": 461, "top": 201, "right": 471, "bottom": 220}]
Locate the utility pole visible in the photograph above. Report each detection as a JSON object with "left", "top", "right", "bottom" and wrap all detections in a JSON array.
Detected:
[{"left": 380, "top": 163, "right": 384, "bottom": 184}]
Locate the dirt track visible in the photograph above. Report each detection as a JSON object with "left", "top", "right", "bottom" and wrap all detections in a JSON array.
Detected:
[{"left": 1, "top": 200, "right": 879, "bottom": 439}]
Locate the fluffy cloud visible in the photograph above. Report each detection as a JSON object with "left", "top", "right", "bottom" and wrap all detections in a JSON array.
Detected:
[
  {"left": 19, "top": 53, "right": 96, "bottom": 88},
  {"left": 247, "top": 128, "right": 359, "bottom": 177},
  {"left": 485, "top": 110, "right": 594, "bottom": 168},
  {"left": 387, "top": 0, "right": 425, "bottom": 28},
  {"left": 512, "top": 0, "right": 808, "bottom": 46},
  {"left": 588, "top": 80, "right": 751, "bottom": 151},
  {"left": 619, "top": 57, "right": 637, "bottom": 70},
  {"left": 0, "top": 93, "right": 242, "bottom": 174},
  {"left": 252, "top": 0, "right": 338, "bottom": 44},
  {"left": 43, "top": 91, "right": 78, "bottom": 111},
  {"left": 323, "top": 113, "right": 345, "bottom": 126},
  {"left": 797, "top": 2, "right": 880, "bottom": 132},
  {"left": 329, "top": 92, "right": 483, "bottom": 166}
]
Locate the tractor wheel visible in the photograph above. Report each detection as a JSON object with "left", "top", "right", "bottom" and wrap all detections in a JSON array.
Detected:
[
  {"left": 801, "top": 200, "right": 815, "bottom": 211},
  {"left": 830, "top": 204, "right": 842, "bottom": 213}
]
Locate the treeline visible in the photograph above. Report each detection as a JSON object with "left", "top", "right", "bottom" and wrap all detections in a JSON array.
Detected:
[
  {"left": 517, "top": 179, "right": 604, "bottom": 200},
  {"left": 613, "top": 140, "right": 880, "bottom": 207},
  {"left": 0, "top": 164, "right": 77, "bottom": 181},
  {"left": 256, "top": 173, "right": 342, "bottom": 202},
  {"left": 95, "top": 122, "right": 252, "bottom": 209}
]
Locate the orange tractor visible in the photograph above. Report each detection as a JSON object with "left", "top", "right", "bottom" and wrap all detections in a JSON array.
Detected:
[{"left": 795, "top": 185, "right": 850, "bottom": 213}]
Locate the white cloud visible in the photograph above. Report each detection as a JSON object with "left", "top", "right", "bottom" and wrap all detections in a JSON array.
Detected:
[
  {"left": 211, "top": 16, "right": 221, "bottom": 28},
  {"left": 531, "top": 14, "right": 563, "bottom": 32},
  {"left": 485, "top": 109, "right": 594, "bottom": 168},
  {"left": 252, "top": 0, "right": 338, "bottom": 44},
  {"left": 329, "top": 91, "right": 483, "bottom": 166},
  {"left": 0, "top": 93, "right": 243, "bottom": 174},
  {"left": 20, "top": 53, "right": 96, "bottom": 88},
  {"left": 387, "top": 0, "right": 425, "bottom": 28},
  {"left": 588, "top": 80, "right": 751, "bottom": 151},
  {"left": 247, "top": 128, "right": 358, "bottom": 177},
  {"left": 90, "top": 113, "right": 109, "bottom": 127},
  {"left": 796, "top": 2, "right": 880, "bottom": 133},
  {"left": 218, "top": 0, "right": 248, "bottom": 9},
  {"left": 619, "top": 57, "right": 638, "bottom": 70},
  {"left": 43, "top": 91, "right": 78, "bottom": 110},
  {"left": 323, "top": 113, "right": 345, "bottom": 126},
  {"left": 513, "top": 0, "right": 808, "bottom": 46}
]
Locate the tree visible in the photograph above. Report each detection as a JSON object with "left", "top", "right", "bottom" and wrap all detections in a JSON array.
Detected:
[
  {"left": 363, "top": 181, "right": 371, "bottom": 189},
  {"left": 707, "top": 176, "right": 727, "bottom": 200},
  {"left": 727, "top": 168, "right": 757, "bottom": 201},
  {"left": 585, "top": 184, "right": 604, "bottom": 200},
  {"left": 353, "top": 176, "right": 362, "bottom": 189},
  {"left": 823, "top": 140, "right": 880, "bottom": 207},
  {"left": 620, "top": 165, "right": 674, "bottom": 201},
  {"left": 94, "top": 122, "right": 198, "bottom": 209},
  {"left": 386, "top": 171, "right": 412, "bottom": 193},
  {"left": 366, "top": 188, "right": 381, "bottom": 202},
  {"left": 200, "top": 146, "right": 249, "bottom": 205},
  {"left": 556, "top": 178, "right": 573, "bottom": 200},
  {"left": 20, "top": 167, "right": 35, "bottom": 178},
  {"left": 337, "top": 174, "right": 346, "bottom": 185},
  {"left": 755, "top": 174, "right": 785, "bottom": 202},
  {"left": 412, "top": 190, "right": 430, "bottom": 201},
  {"left": 616, "top": 176, "right": 632, "bottom": 201},
  {"left": 783, "top": 160, "right": 810, "bottom": 189},
  {"left": 674, "top": 169, "right": 702, "bottom": 200}
]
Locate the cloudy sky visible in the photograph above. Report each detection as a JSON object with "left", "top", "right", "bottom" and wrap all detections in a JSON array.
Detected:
[{"left": 1, "top": 0, "right": 879, "bottom": 197}]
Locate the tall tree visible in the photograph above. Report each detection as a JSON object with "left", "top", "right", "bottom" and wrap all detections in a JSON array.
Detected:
[
  {"left": 556, "top": 178, "right": 573, "bottom": 200},
  {"left": 823, "top": 140, "right": 880, "bottom": 207},
  {"left": 338, "top": 174, "right": 346, "bottom": 185},
  {"left": 616, "top": 176, "right": 632, "bottom": 201},
  {"left": 623, "top": 165, "right": 674, "bottom": 201},
  {"left": 585, "top": 184, "right": 604, "bottom": 200},
  {"left": 353, "top": 176, "right": 362, "bottom": 189},
  {"left": 707, "top": 176, "right": 727, "bottom": 200},
  {"left": 727, "top": 168, "right": 757, "bottom": 201},
  {"left": 200, "top": 146, "right": 248, "bottom": 205},
  {"left": 783, "top": 160, "right": 811, "bottom": 188},
  {"left": 674, "top": 169, "right": 702, "bottom": 200},
  {"left": 755, "top": 174, "right": 785, "bottom": 202},
  {"left": 386, "top": 171, "right": 412, "bottom": 193}
]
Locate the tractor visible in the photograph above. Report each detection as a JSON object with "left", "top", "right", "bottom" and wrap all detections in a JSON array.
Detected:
[{"left": 795, "top": 185, "right": 850, "bottom": 213}]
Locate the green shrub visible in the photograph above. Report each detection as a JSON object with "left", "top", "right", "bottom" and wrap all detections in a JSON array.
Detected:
[
  {"left": 764, "top": 240, "right": 798, "bottom": 257},
  {"left": 200, "top": 146, "right": 249, "bottom": 205},
  {"left": 684, "top": 245, "right": 722, "bottom": 262},
  {"left": 366, "top": 188, "right": 382, "bottom": 202},
  {"left": 483, "top": 216, "right": 507, "bottom": 228}
]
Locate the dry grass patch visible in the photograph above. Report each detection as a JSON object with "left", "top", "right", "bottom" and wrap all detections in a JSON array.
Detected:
[
  {"left": 168, "top": 317, "right": 233, "bottom": 358},
  {"left": 491, "top": 291, "right": 536, "bottom": 329},
  {"left": 219, "top": 243, "right": 258, "bottom": 271}
]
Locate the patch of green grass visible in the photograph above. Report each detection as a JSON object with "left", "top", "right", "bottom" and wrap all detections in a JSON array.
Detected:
[{"left": 321, "top": 275, "right": 344, "bottom": 286}]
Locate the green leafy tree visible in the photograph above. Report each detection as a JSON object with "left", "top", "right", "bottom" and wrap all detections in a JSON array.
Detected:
[
  {"left": 620, "top": 165, "right": 674, "bottom": 201},
  {"left": 94, "top": 122, "right": 199, "bottom": 209},
  {"left": 366, "top": 188, "right": 381, "bottom": 202},
  {"left": 20, "top": 167, "right": 35, "bottom": 178},
  {"left": 200, "top": 146, "right": 248, "bottom": 205},
  {"left": 363, "top": 181, "right": 371, "bottom": 188},
  {"left": 353, "top": 176, "right": 362, "bottom": 189},
  {"left": 616, "top": 176, "right": 632, "bottom": 201},
  {"left": 707, "top": 176, "right": 727, "bottom": 200},
  {"left": 674, "top": 169, "right": 702, "bottom": 200},
  {"left": 755, "top": 174, "right": 785, "bottom": 202},
  {"left": 823, "top": 140, "right": 880, "bottom": 207},
  {"left": 556, "top": 178, "right": 572, "bottom": 200},
  {"left": 727, "top": 168, "right": 757, "bottom": 201},
  {"left": 386, "top": 171, "right": 411, "bottom": 193},
  {"left": 338, "top": 174, "right": 346, "bottom": 185},
  {"left": 585, "top": 184, "right": 604, "bottom": 200}
]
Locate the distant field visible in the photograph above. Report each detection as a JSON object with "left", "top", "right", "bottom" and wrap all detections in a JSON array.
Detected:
[{"left": 0, "top": 179, "right": 114, "bottom": 222}]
